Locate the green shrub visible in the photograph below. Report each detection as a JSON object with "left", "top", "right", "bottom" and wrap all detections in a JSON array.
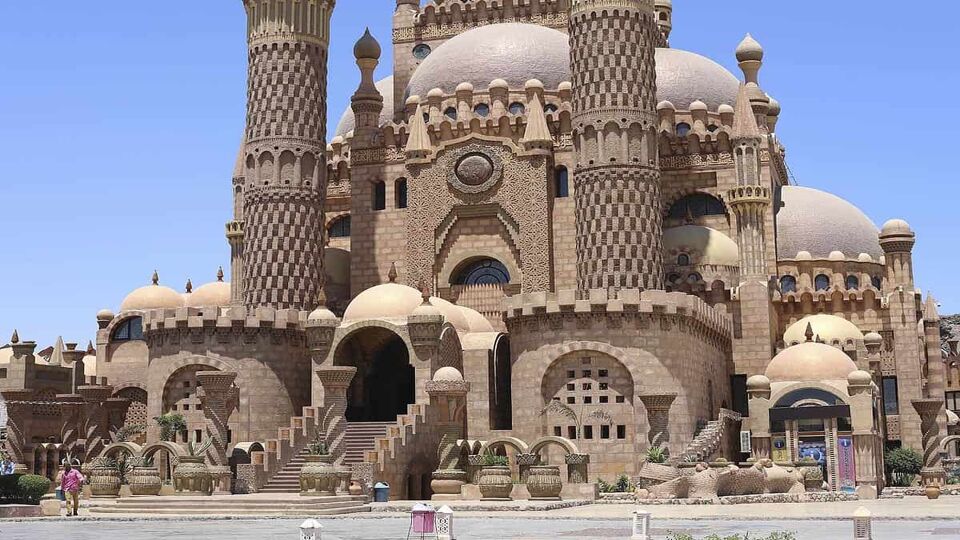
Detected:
[
  {"left": 154, "top": 413, "right": 186, "bottom": 442},
  {"left": 668, "top": 532, "right": 797, "bottom": 540},
  {"left": 0, "top": 474, "right": 22, "bottom": 501},
  {"left": 481, "top": 453, "right": 509, "bottom": 467},
  {"left": 17, "top": 475, "right": 51, "bottom": 505},
  {"left": 886, "top": 447, "right": 923, "bottom": 487}
]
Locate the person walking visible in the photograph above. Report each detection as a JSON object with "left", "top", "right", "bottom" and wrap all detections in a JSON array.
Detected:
[
  {"left": 0, "top": 455, "right": 15, "bottom": 475},
  {"left": 60, "top": 463, "right": 84, "bottom": 517}
]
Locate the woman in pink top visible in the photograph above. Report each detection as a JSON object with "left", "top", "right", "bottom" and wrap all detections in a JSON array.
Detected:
[{"left": 60, "top": 463, "right": 84, "bottom": 517}]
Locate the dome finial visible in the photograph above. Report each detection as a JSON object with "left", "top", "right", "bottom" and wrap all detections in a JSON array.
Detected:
[
  {"left": 736, "top": 34, "right": 764, "bottom": 86},
  {"left": 419, "top": 280, "right": 432, "bottom": 304},
  {"left": 317, "top": 287, "right": 328, "bottom": 308},
  {"left": 387, "top": 262, "right": 398, "bottom": 283},
  {"left": 185, "top": 278, "right": 193, "bottom": 294},
  {"left": 217, "top": 266, "right": 225, "bottom": 282},
  {"left": 151, "top": 270, "right": 160, "bottom": 286},
  {"left": 354, "top": 27, "right": 382, "bottom": 61},
  {"left": 804, "top": 322, "right": 815, "bottom": 342},
  {"left": 86, "top": 340, "right": 95, "bottom": 355},
  {"left": 11, "top": 329, "right": 19, "bottom": 344}
]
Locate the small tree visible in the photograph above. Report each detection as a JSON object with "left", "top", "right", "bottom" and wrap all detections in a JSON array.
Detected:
[
  {"left": 885, "top": 447, "right": 923, "bottom": 487},
  {"left": 154, "top": 413, "right": 186, "bottom": 442}
]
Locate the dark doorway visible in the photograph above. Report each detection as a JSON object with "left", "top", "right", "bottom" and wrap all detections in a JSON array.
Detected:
[{"left": 339, "top": 329, "right": 415, "bottom": 422}]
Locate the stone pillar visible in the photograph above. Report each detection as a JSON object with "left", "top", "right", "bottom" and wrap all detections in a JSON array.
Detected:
[
  {"left": 911, "top": 398, "right": 947, "bottom": 487},
  {"left": 565, "top": 453, "right": 590, "bottom": 484},
  {"left": 0, "top": 389, "right": 33, "bottom": 468},
  {"left": 316, "top": 366, "right": 357, "bottom": 465},
  {"left": 783, "top": 420, "right": 798, "bottom": 464},
  {"left": 639, "top": 393, "right": 677, "bottom": 454},
  {"left": 466, "top": 455, "right": 484, "bottom": 485},
  {"left": 196, "top": 371, "right": 239, "bottom": 467},
  {"left": 824, "top": 417, "right": 840, "bottom": 492},
  {"left": 226, "top": 221, "right": 245, "bottom": 305},
  {"left": 427, "top": 374, "right": 470, "bottom": 501},
  {"left": 853, "top": 434, "right": 879, "bottom": 498},
  {"left": 77, "top": 385, "right": 114, "bottom": 462},
  {"left": 515, "top": 453, "right": 540, "bottom": 483}
]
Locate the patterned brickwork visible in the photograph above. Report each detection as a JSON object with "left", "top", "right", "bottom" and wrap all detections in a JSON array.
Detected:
[
  {"left": 243, "top": 188, "right": 325, "bottom": 310},
  {"left": 246, "top": 42, "right": 328, "bottom": 143}
]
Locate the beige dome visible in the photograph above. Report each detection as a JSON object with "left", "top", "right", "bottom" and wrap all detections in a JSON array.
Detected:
[
  {"left": 776, "top": 186, "right": 882, "bottom": 260},
  {"left": 663, "top": 225, "right": 739, "bottom": 267},
  {"left": 308, "top": 305, "right": 338, "bottom": 322},
  {"left": 430, "top": 297, "right": 471, "bottom": 332},
  {"left": 746, "top": 374, "right": 771, "bottom": 390},
  {"left": 433, "top": 366, "right": 464, "bottom": 382},
  {"left": 881, "top": 219, "right": 912, "bottom": 236},
  {"left": 120, "top": 284, "right": 185, "bottom": 312},
  {"left": 766, "top": 342, "right": 859, "bottom": 383},
  {"left": 187, "top": 281, "right": 231, "bottom": 308},
  {"left": 96, "top": 308, "right": 115, "bottom": 322},
  {"left": 947, "top": 409, "right": 960, "bottom": 427},
  {"left": 458, "top": 306, "right": 495, "bottom": 333},
  {"left": 784, "top": 314, "right": 863, "bottom": 346},
  {"left": 343, "top": 283, "right": 423, "bottom": 322},
  {"left": 847, "top": 370, "right": 873, "bottom": 387}
]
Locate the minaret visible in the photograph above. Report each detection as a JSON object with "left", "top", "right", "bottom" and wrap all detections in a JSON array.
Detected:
[
  {"left": 570, "top": 0, "right": 663, "bottom": 293},
  {"left": 239, "top": 0, "right": 335, "bottom": 311},
  {"left": 728, "top": 84, "right": 769, "bottom": 278},
  {"left": 654, "top": 0, "right": 673, "bottom": 47}
]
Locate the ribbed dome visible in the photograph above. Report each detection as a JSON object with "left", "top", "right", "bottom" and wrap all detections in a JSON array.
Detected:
[
  {"left": 334, "top": 76, "right": 395, "bottom": 137},
  {"left": 784, "top": 314, "right": 863, "bottom": 346},
  {"left": 120, "top": 284, "right": 185, "bottom": 312},
  {"left": 186, "top": 281, "right": 232, "bottom": 308},
  {"left": 776, "top": 186, "right": 882, "bottom": 260},
  {"left": 397, "top": 23, "right": 739, "bottom": 114},
  {"left": 765, "top": 342, "right": 858, "bottom": 383},
  {"left": 663, "top": 225, "right": 740, "bottom": 267}
]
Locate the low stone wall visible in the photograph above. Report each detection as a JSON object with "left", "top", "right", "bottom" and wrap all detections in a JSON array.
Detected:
[
  {"left": 611, "top": 492, "right": 858, "bottom": 505},
  {"left": 460, "top": 482, "right": 598, "bottom": 501},
  {"left": 0, "top": 504, "right": 42, "bottom": 518},
  {"left": 880, "top": 486, "right": 960, "bottom": 499}
]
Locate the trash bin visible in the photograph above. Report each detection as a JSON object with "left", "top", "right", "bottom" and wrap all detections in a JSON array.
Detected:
[{"left": 373, "top": 482, "right": 390, "bottom": 502}]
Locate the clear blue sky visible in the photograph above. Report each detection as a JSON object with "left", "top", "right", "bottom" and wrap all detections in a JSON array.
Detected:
[{"left": 1, "top": 1, "right": 957, "bottom": 349}]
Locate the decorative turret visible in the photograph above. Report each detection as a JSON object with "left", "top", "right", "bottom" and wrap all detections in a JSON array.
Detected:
[
  {"left": 654, "top": 0, "right": 673, "bottom": 47},
  {"left": 879, "top": 219, "right": 916, "bottom": 289},
  {"left": 351, "top": 28, "right": 385, "bottom": 147},
  {"left": 570, "top": 0, "right": 663, "bottom": 293},
  {"left": 736, "top": 34, "right": 771, "bottom": 131},
  {"left": 239, "top": 0, "right": 335, "bottom": 311},
  {"left": 520, "top": 93, "right": 553, "bottom": 152}
]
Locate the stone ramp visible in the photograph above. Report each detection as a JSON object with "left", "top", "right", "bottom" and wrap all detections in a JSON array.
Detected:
[{"left": 87, "top": 494, "right": 370, "bottom": 517}]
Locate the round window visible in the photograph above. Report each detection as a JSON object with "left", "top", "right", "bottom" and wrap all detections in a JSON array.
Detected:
[{"left": 413, "top": 43, "right": 432, "bottom": 60}]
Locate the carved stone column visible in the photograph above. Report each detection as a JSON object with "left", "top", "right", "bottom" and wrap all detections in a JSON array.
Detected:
[
  {"left": 196, "top": 371, "right": 238, "bottom": 467},
  {"left": 316, "top": 366, "right": 357, "bottom": 466},
  {"left": 77, "top": 385, "right": 114, "bottom": 461},
  {"left": 515, "top": 453, "right": 541, "bottom": 483},
  {"left": 565, "top": 453, "right": 590, "bottom": 484},
  {"left": 639, "top": 393, "right": 677, "bottom": 454},
  {"left": 911, "top": 398, "right": 947, "bottom": 487},
  {"left": 427, "top": 372, "right": 470, "bottom": 501},
  {"left": 1, "top": 389, "right": 34, "bottom": 468}
]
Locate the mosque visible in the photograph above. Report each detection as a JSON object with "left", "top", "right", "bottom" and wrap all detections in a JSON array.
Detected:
[{"left": 1, "top": 0, "right": 954, "bottom": 500}]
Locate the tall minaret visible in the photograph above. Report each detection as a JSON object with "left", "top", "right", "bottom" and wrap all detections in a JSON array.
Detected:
[
  {"left": 570, "top": 0, "right": 663, "bottom": 293},
  {"left": 239, "top": 0, "right": 335, "bottom": 311},
  {"left": 728, "top": 83, "right": 769, "bottom": 279}
]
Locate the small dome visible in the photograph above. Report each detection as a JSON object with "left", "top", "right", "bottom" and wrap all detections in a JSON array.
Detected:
[
  {"left": 857, "top": 253, "right": 874, "bottom": 263},
  {"left": 663, "top": 225, "right": 740, "bottom": 267},
  {"left": 525, "top": 79, "right": 544, "bottom": 90},
  {"left": 689, "top": 99, "right": 708, "bottom": 112},
  {"left": 881, "top": 219, "right": 913, "bottom": 237},
  {"left": 353, "top": 28, "right": 381, "bottom": 60},
  {"left": 427, "top": 87, "right": 444, "bottom": 98},
  {"left": 863, "top": 332, "right": 883, "bottom": 347},
  {"left": 412, "top": 300, "right": 442, "bottom": 318},
  {"left": 558, "top": 81, "right": 572, "bottom": 92},
  {"left": 746, "top": 374, "right": 771, "bottom": 390},
  {"left": 488, "top": 78, "right": 509, "bottom": 90},
  {"left": 343, "top": 283, "right": 423, "bottom": 322},
  {"left": 736, "top": 34, "right": 764, "bottom": 63},
  {"left": 776, "top": 186, "right": 882, "bottom": 260},
  {"left": 828, "top": 251, "right": 846, "bottom": 261},
  {"left": 784, "top": 314, "right": 863, "bottom": 346},
  {"left": 458, "top": 306, "right": 495, "bottom": 333},
  {"left": 429, "top": 296, "right": 471, "bottom": 332},
  {"left": 848, "top": 370, "right": 873, "bottom": 387},
  {"left": 120, "top": 283, "right": 185, "bottom": 312},
  {"left": 334, "top": 76, "right": 395, "bottom": 137},
  {"left": 947, "top": 409, "right": 960, "bottom": 427},
  {"left": 456, "top": 82, "right": 474, "bottom": 93},
  {"left": 187, "top": 281, "right": 231, "bottom": 308},
  {"left": 308, "top": 305, "right": 338, "bottom": 322},
  {"left": 657, "top": 100, "right": 676, "bottom": 111},
  {"left": 96, "top": 309, "right": 115, "bottom": 322},
  {"left": 433, "top": 366, "right": 464, "bottom": 382},
  {"left": 766, "top": 342, "right": 859, "bottom": 383},
  {"left": 795, "top": 251, "right": 813, "bottom": 260},
  {"left": 767, "top": 96, "right": 781, "bottom": 116},
  {"left": 718, "top": 103, "right": 734, "bottom": 115}
]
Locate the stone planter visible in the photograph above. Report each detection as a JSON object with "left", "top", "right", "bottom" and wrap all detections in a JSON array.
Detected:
[
  {"left": 128, "top": 466, "right": 162, "bottom": 496},
  {"left": 526, "top": 465, "right": 562, "bottom": 500},
  {"left": 89, "top": 466, "right": 121, "bottom": 498},
  {"left": 173, "top": 456, "right": 212, "bottom": 496},
  {"left": 477, "top": 466, "right": 513, "bottom": 500},
  {"left": 300, "top": 454, "right": 338, "bottom": 497},
  {"left": 926, "top": 484, "right": 942, "bottom": 500},
  {"left": 431, "top": 469, "right": 467, "bottom": 500},
  {"left": 348, "top": 480, "right": 364, "bottom": 496}
]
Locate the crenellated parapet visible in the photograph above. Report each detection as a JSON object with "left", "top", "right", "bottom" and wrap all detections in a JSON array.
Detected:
[
  {"left": 140, "top": 306, "right": 309, "bottom": 349},
  {"left": 394, "top": 0, "right": 571, "bottom": 44}
]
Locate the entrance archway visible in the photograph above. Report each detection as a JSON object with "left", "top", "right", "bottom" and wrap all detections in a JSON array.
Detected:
[{"left": 335, "top": 327, "right": 415, "bottom": 422}]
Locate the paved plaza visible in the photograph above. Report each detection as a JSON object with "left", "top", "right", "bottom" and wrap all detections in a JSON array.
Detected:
[{"left": 1, "top": 516, "right": 958, "bottom": 540}]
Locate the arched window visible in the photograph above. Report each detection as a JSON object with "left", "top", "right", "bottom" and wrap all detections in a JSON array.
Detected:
[
  {"left": 422, "top": 113, "right": 430, "bottom": 124},
  {"left": 845, "top": 275, "right": 860, "bottom": 290},
  {"left": 508, "top": 102, "right": 525, "bottom": 115},
  {"left": 112, "top": 317, "right": 144, "bottom": 342},
  {"left": 676, "top": 122, "right": 691, "bottom": 137},
  {"left": 395, "top": 179, "right": 408, "bottom": 209},
  {"left": 372, "top": 181, "right": 386, "bottom": 211},
  {"left": 667, "top": 193, "right": 726, "bottom": 220},
  {"left": 474, "top": 103, "right": 490, "bottom": 117},
  {"left": 555, "top": 167, "right": 569, "bottom": 198},
  {"left": 707, "top": 124, "right": 719, "bottom": 133},
  {"left": 443, "top": 107, "right": 457, "bottom": 121},
  {"left": 814, "top": 274, "right": 831, "bottom": 291},
  {"left": 677, "top": 253, "right": 691, "bottom": 266},
  {"left": 666, "top": 273, "right": 682, "bottom": 285},
  {"left": 687, "top": 273, "right": 703, "bottom": 284},
  {"left": 328, "top": 216, "right": 351, "bottom": 238},
  {"left": 780, "top": 275, "right": 797, "bottom": 293},
  {"left": 871, "top": 275, "right": 882, "bottom": 289},
  {"left": 544, "top": 103, "right": 559, "bottom": 113},
  {"left": 453, "top": 258, "right": 511, "bottom": 285}
]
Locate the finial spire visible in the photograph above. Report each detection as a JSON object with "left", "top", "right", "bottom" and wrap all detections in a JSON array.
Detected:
[
  {"left": 520, "top": 93, "right": 553, "bottom": 150},
  {"left": 317, "top": 287, "right": 328, "bottom": 307},
  {"left": 217, "top": 266, "right": 225, "bottom": 282},
  {"left": 804, "top": 322, "right": 815, "bottom": 342},
  {"left": 151, "top": 270, "right": 160, "bottom": 286},
  {"left": 419, "top": 280, "right": 431, "bottom": 304},
  {"left": 11, "top": 329, "right": 19, "bottom": 344},
  {"left": 185, "top": 279, "right": 193, "bottom": 293},
  {"left": 731, "top": 84, "right": 761, "bottom": 140},
  {"left": 405, "top": 104, "right": 432, "bottom": 159},
  {"left": 86, "top": 340, "right": 96, "bottom": 355},
  {"left": 49, "top": 336, "right": 65, "bottom": 366},
  {"left": 387, "top": 262, "right": 398, "bottom": 283}
]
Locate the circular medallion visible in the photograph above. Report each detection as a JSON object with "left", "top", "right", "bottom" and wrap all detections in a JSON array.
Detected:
[{"left": 455, "top": 153, "right": 495, "bottom": 187}]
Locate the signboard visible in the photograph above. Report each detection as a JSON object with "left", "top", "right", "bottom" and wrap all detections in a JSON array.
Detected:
[
  {"left": 772, "top": 437, "right": 789, "bottom": 462},
  {"left": 798, "top": 441, "right": 827, "bottom": 464},
  {"left": 740, "top": 430, "right": 752, "bottom": 453},
  {"left": 837, "top": 436, "right": 857, "bottom": 492}
]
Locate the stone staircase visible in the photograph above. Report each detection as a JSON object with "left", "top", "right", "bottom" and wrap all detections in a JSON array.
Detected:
[
  {"left": 259, "top": 448, "right": 311, "bottom": 493},
  {"left": 674, "top": 409, "right": 742, "bottom": 464},
  {"left": 343, "top": 422, "right": 392, "bottom": 465}
]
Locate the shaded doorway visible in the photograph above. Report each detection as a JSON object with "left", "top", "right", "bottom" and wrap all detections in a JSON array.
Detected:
[{"left": 336, "top": 328, "right": 415, "bottom": 422}]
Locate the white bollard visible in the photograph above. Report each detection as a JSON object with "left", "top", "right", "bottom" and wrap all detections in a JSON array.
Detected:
[
  {"left": 632, "top": 509, "right": 652, "bottom": 540},
  {"left": 853, "top": 507, "right": 872, "bottom": 540},
  {"left": 436, "top": 505, "right": 456, "bottom": 540},
  {"left": 300, "top": 518, "right": 323, "bottom": 540}
]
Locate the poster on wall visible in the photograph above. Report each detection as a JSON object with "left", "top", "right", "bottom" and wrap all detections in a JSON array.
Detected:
[
  {"left": 837, "top": 436, "right": 857, "bottom": 492},
  {"left": 798, "top": 441, "right": 827, "bottom": 464},
  {"left": 772, "top": 437, "right": 789, "bottom": 462}
]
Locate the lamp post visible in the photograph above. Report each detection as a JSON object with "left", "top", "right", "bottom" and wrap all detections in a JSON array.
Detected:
[
  {"left": 299, "top": 519, "right": 323, "bottom": 540},
  {"left": 853, "top": 507, "right": 872, "bottom": 540},
  {"left": 436, "top": 505, "right": 456, "bottom": 540}
]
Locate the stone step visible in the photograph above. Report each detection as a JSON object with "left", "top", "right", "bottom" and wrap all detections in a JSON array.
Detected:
[
  {"left": 91, "top": 505, "right": 370, "bottom": 517},
  {"left": 111, "top": 495, "right": 365, "bottom": 507}
]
